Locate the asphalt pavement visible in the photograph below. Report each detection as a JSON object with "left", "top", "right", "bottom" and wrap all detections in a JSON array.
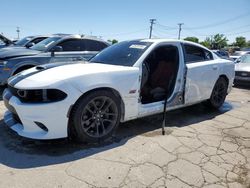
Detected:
[{"left": 0, "top": 86, "right": 249, "bottom": 188}]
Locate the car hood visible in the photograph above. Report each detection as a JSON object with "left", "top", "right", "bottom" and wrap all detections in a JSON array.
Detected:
[
  {"left": 235, "top": 63, "right": 250, "bottom": 72},
  {"left": 10, "top": 62, "right": 139, "bottom": 89},
  {"left": 0, "top": 47, "right": 41, "bottom": 60}
]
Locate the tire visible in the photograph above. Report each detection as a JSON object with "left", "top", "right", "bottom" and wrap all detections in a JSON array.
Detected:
[
  {"left": 69, "top": 90, "right": 121, "bottom": 143},
  {"left": 207, "top": 77, "right": 228, "bottom": 109}
]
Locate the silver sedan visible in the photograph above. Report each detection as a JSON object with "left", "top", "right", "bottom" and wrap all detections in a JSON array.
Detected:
[{"left": 234, "top": 54, "right": 250, "bottom": 84}]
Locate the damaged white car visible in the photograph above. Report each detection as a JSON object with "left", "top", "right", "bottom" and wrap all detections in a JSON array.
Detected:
[{"left": 3, "top": 39, "right": 235, "bottom": 142}]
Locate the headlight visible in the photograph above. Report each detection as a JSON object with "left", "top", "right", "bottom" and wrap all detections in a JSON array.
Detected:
[
  {"left": 0, "top": 61, "right": 8, "bottom": 66},
  {"left": 10, "top": 87, "right": 67, "bottom": 103}
]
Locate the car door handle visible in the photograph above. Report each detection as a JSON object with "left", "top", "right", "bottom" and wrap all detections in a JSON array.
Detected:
[{"left": 212, "top": 65, "right": 218, "bottom": 70}]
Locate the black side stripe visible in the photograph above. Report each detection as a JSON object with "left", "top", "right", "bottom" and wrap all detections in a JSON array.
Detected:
[{"left": 8, "top": 70, "right": 41, "bottom": 86}]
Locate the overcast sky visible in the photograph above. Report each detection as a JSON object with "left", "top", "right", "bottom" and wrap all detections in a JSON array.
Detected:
[{"left": 1, "top": 0, "right": 250, "bottom": 43}]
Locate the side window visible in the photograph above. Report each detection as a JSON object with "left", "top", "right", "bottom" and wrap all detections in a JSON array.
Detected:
[
  {"left": 57, "top": 39, "right": 85, "bottom": 51},
  {"left": 184, "top": 44, "right": 213, "bottom": 63},
  {"left": 84, "top": 39, "right": 108, "bottom": 51}
]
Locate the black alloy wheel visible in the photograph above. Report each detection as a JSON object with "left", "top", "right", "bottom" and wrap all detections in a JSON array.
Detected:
[
  {"left": 70, "top": 90, "right": 121, "bottom": 143},
  {"left": 207, "top": 77, "right": 228, "bottom": 109}
]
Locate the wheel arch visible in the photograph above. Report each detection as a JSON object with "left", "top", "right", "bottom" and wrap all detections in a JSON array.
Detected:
[
  {"left": 12, "top": 63, "right": 37, "bottom": 75},
  {"left": 67, "top": 87, "right": 125, "bottom": 139},
  {"left": 218, "top": 74, "right": 229, "bottom": 88},
  {"left": 207, "top": 74, "right": 229, "bottom": 100}
]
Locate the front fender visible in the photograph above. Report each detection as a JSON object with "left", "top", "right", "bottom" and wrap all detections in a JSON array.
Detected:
[{"left": 67, "top": 70, "right": 140, "bottom": 121}]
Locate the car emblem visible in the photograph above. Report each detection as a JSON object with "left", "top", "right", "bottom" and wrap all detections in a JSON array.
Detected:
[{"left": 241, "top": 73, "right": 247, "bottom": 76}]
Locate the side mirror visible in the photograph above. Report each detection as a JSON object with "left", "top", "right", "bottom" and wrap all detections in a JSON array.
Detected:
[
  {"left": 50, "top": 46, "right": 63, "bottom": 57},
  {"left": 26, "top": 42, "right": 35, "bottom": 48}
]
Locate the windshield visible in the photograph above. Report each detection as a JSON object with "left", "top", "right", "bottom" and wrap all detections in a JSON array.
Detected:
[
  {"left": 15, "top": 36, "right": 32, "bottom": 46},
  {"left": 240, "top": 55, "right": 250, "bottom": 64},
  {"left": 89, "top": 41, "right": 152, "bottom": 66},
  {"left": 30, "top": 37, "right": 61, "bottom": 51}
]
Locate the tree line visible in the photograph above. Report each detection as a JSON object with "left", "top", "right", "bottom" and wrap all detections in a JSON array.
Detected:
[
  {"left": 108, "top": 35, "right": 250, "bottom": 50},
  {"left": 184, "top": 35, "right": 250, "bottom": 50}
]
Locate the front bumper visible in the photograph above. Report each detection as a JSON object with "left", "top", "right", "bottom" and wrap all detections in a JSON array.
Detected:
[{"left": 3, "top": 88, "right": 71, "bottom": 140}]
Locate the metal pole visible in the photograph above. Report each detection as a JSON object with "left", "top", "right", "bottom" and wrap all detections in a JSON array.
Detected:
[
  {"left": 16, "top": 27, "right": 20, "bottom": 39},
  {"left": 149, "top": 19, "right": 156, "bottom": 39},
  {"left": 178, "top": 23, "right": 184, "bottom": 39}
]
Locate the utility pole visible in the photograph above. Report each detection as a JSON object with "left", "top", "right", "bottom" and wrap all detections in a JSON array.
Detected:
[
  {"left": 177, "top": 23, "right": 184, "bottom": 39},
  {"left": 16, "top": 27, "right": 20, "bottom": 39},
  {"left": 149, "top": 19, "right": 156, "bottom": 39}
]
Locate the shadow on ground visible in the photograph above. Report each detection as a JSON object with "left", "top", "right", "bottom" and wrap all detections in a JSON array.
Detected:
[{"left": 0, "top": 99, "right": 237, "bottom": 169}]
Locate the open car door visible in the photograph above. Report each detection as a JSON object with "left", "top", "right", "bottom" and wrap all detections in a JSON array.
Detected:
[{"left": 0, "top": 34, "right": 14, "bottom": 46}]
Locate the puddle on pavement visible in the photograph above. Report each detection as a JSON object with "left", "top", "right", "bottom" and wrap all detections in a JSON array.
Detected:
[{"left": 220, "top": 101, "right": 242, "bottom": 112}]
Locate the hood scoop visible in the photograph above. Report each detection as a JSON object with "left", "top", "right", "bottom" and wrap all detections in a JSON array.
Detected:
[
  {"left": 36, "top": 66, "right": 46, "bottom": 70},
  {"left": 35, "top": 62, "right": 81, "bottom": 71}
]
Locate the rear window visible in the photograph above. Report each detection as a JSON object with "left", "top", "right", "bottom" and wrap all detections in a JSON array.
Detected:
[{"left": 84, "top": 39, "right": 108, "bottom": 51}]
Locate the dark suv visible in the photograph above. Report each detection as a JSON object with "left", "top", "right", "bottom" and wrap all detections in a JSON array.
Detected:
[
  {"left": 0, "top": 35, "right": 48, "bottom": 50},
  {"left": 0, "top": 34, "right": 110, "bottom": 85}
]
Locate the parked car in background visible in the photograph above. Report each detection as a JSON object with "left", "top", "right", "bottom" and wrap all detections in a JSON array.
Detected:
[
  {"left": 3, "top": 39, "right": 234, "bottom": 142},
  {"left": 0, "top": 34, "right": 14, "bottom": 49},
  {"left": 241, "top": 47, "right": 250, "bottom": 51},
  {"left": 1, "top": 35, "right": 49, "bottom": 49},
  {"left": 0, "top": 35, "right": 109, "bottom": 85},
  {"left": 14, "top": 35, "right": 48, "bottom": 48},
  {"left": 0, "top": 34, "right": 67, "bottom": 62},
  {"left": 230, "top": 51, "right": 250, "bottom": 62},
  {"left": 212, "top": 50, "right": 231, "bottom": 60},
  {"left": 234, "top": 54, "right": 250, "bottom": 85}
]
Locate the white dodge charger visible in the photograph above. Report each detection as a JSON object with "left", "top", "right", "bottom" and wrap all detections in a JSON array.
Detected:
[{"left": 3, "top": 39, "right": 235, "bottom": 142}]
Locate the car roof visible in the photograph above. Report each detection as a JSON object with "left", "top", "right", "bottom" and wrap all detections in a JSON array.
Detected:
[
  {"left": 139, "top": 38, "right": 210, "bottom": 51},
  {"left": 51, "top": 34, "right": 109, "bottom": 45},
  {"left": 20, "top": 34, "right": 108, "bottom": 44},
  {"left": 81, "top": 35, "right": 110, "bottom": 45}
]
